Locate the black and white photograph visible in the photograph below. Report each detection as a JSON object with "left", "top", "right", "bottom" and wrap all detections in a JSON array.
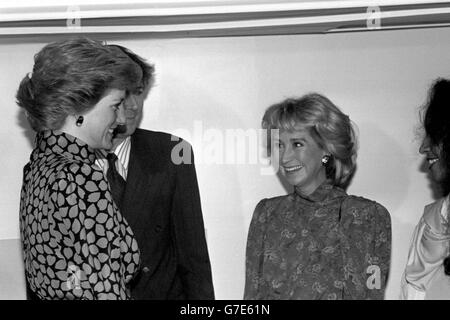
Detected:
[{"left": 1, "top": 0, "right": 450, "bottom": 307}]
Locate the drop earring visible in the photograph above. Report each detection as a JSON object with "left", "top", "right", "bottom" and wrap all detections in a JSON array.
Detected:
[
  {"left": 321, "top": 155, "right": 331, "bottom": 165},
  {"left": 75, "top": 116, "right": 84, "bottom": 127}
]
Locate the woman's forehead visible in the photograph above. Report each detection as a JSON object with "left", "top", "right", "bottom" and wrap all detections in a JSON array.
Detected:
[
  {"left": 279, "top": 127, "right": 314, "bottom": 139},
  {"left": 280, "top": 124, "right": 312, "bottom": 134}
]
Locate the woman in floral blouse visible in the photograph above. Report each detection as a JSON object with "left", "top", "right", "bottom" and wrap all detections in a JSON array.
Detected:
[
  {"left": 244, "top": 93, "right": 391, "bottom": 300},
  {"left": 17, "top": 38, "right": 142, "bottom": 299}
]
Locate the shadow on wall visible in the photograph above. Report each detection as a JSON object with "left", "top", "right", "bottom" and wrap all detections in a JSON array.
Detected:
[
  {"left": 12, "top": 112, "right": 32, "bottom": 300},
  {"left": 351, "top": 122, "right": 409, "bottom": 300},
  {"left": 16, "top": 109, "right": 35, "bottom": 149},
  {"left": 0, "top": 239, "right": 26, "bottom": 300},
  {"left": 351, "top": 121, "right": 410, "bottom": 212},
  {"left": 389, "top": 163, "right": 446, "bottom": 299},
  {"left": 419, "top": 156, "right": 443, "bottom": 201}
]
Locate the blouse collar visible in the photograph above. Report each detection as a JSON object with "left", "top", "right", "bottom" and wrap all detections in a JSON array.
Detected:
[
  {"left": 294, "top": 181, "right": 347, "bottom": 204},
  {"left": 34, "top": 130, "right": 96, "bottom": 164}
]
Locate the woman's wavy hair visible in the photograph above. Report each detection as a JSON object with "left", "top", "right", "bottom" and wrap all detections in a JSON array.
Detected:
[
  {"left": 16, "top": 37, "right": 141, "bottom": 132},
  {"left": 422, "top": 78, "right": 450, "bottom": 196},
  {"left": 262, "top": 93, "right": 358, "bottom": 188},
  {"left": 421, "top": 78, "right": 450, "bottom": 276}
]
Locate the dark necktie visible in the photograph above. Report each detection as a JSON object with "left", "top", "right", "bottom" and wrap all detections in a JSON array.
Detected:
[{"left": 106, "top": 153, "right": 126, "bottom": 210}]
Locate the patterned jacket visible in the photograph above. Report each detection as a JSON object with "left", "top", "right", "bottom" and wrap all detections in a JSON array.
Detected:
[{"left": 20, "top": 130, "right": 140, "bottom": 299}]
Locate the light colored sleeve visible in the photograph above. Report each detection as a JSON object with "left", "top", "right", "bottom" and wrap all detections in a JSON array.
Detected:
[
  {"left": 400, "top": 221, "right": 427, "bottom": 300},
  {"left": 400, "top": 198, "right": 450, "bottom": 300}
]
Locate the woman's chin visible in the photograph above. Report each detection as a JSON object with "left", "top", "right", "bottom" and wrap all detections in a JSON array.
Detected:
[
  {"left": 105, "top": 142, "right": 113, "bottom": 150},
  {"left": 283, "top": 175, "right": 302, "bottom": 187},
  {"left": 430, "top": 169, "right": 445, "bottom": 185},
  {"left": 102, "top": 133, "right": 114, "bottom": 150},
  {"left": 99, "top": 138, "right": 112, "bottom": 151}
]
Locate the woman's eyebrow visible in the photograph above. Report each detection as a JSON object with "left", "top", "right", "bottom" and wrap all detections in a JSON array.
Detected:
[{"left": 290, "top": 137, "right": 307, "bottom": 142}]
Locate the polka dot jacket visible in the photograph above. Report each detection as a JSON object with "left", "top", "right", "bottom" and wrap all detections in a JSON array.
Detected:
[{"left": 19, "top": 130, "right": 140, "bottom": 299}]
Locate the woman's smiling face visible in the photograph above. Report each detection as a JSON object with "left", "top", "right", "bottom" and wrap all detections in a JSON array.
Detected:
[
  {"left": 79, "top": 88, "right": 126, "bottom": 150},
  {"left": 274, "top": 127, "right": 327, "bottom": 195},
  {"left": 420, "top": 135, "right": 446, "bottom": 184}
]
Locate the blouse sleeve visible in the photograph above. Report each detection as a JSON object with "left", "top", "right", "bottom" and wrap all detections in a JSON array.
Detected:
[
  {"left": 244, "top": 199, "right": 268, "bottom": 300},
  {"left": 400, "top": 198, "right": 450, "bottom": 299},
  {"left": 364, "top": 202, "right": 392, "bottom": 300},
  {"left": 37, "top": 164, "right": 135, "bottom": 300},
  {"left": 400, "top": 221, "right": 427, "bottom": 300}
]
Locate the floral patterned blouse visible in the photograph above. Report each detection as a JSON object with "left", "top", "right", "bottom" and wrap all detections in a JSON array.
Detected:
[
  {"left": 244, "top": 183, "right": 391, "bottom": 300},
  {"left": 20, "top": 130, "right": 140, "bottom": 299}
]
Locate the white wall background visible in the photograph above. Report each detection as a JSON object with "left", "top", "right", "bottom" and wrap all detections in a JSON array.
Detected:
[{"left": 1, "top": 27, "right": 450, "bottom": 299}]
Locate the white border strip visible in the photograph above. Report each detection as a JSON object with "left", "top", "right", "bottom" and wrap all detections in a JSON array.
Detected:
[
  {"left": 0, "top": 0, "right": 449, "bottom": 22},
  {"left": 0, "top": 7, "right": 449, "bottom": 35}
]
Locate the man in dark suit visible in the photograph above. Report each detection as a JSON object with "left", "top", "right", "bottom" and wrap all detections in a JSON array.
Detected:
[{"left": 96, "top": 45, "right": 214, "bottom": 299}]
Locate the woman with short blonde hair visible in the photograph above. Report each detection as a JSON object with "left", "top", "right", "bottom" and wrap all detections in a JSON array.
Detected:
[{"left": 245, "top": 93, "right": 391, "bottom": 300}]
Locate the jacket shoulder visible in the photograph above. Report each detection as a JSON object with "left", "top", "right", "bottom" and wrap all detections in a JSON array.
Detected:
[
  {"left": 36, "top": 155, "right": 103, "bottom": 196},
  {"left": 424, "top": 197, "right": 445, "bottom": 213},
  {"left": 134, "top": 128, "right": 191, "bottom": 145},
  {"left": 133, "top": 128, "right": 193, "bottom": 153},
  {"left": 261, "top": 194, "right": 291, "bottom": 206},
  {"left": 253, "top": 195, "right": 292, "bottom": 215},
  {"left": 345, "top": 195, "right": 391, "bottom": 220},
  {"left": 422, "top": 197, "right": 446, "bottom": 230},
  {"left": 134, "top": 128, "right": 171, "bottom": 139}
]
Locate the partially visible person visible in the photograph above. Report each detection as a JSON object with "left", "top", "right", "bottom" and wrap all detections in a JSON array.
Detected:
[
  {"left": 93, "top": 44, "right": 215, "bottom": 299},
  {"left": 401, "top": 78, "right": 450, "bottom": 300},
  {"left": 17, "top": 38, "right": 142, "bottom": 299},
  {"left": 244, "top": 93, "right": 391, "bottom": 300}
]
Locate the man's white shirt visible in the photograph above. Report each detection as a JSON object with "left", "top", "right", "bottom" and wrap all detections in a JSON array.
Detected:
[{"left": 95, "top": 136, "right": 131, "bottom": 180}]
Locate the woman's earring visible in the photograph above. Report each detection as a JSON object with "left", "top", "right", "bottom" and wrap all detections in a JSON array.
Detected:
[
  {"left": 322, "top": 155, "right": 331, "bottom": 165},
  {"left": 75, "top": 116, "right": 84, "bottom": 127}
]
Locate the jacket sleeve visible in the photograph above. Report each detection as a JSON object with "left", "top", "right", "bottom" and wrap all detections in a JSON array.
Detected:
[
  {"left": 365, "top": 202, "right": 392, "bottom": 300},
  {"left": 244, "top": 199, "right": 268, "bottom": 300},
  {"left": 37, "top": 165, "right": 133, "bottom": 300},
  {"left": 171, "top": 142, "right": 215, "bottom": 299}
]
